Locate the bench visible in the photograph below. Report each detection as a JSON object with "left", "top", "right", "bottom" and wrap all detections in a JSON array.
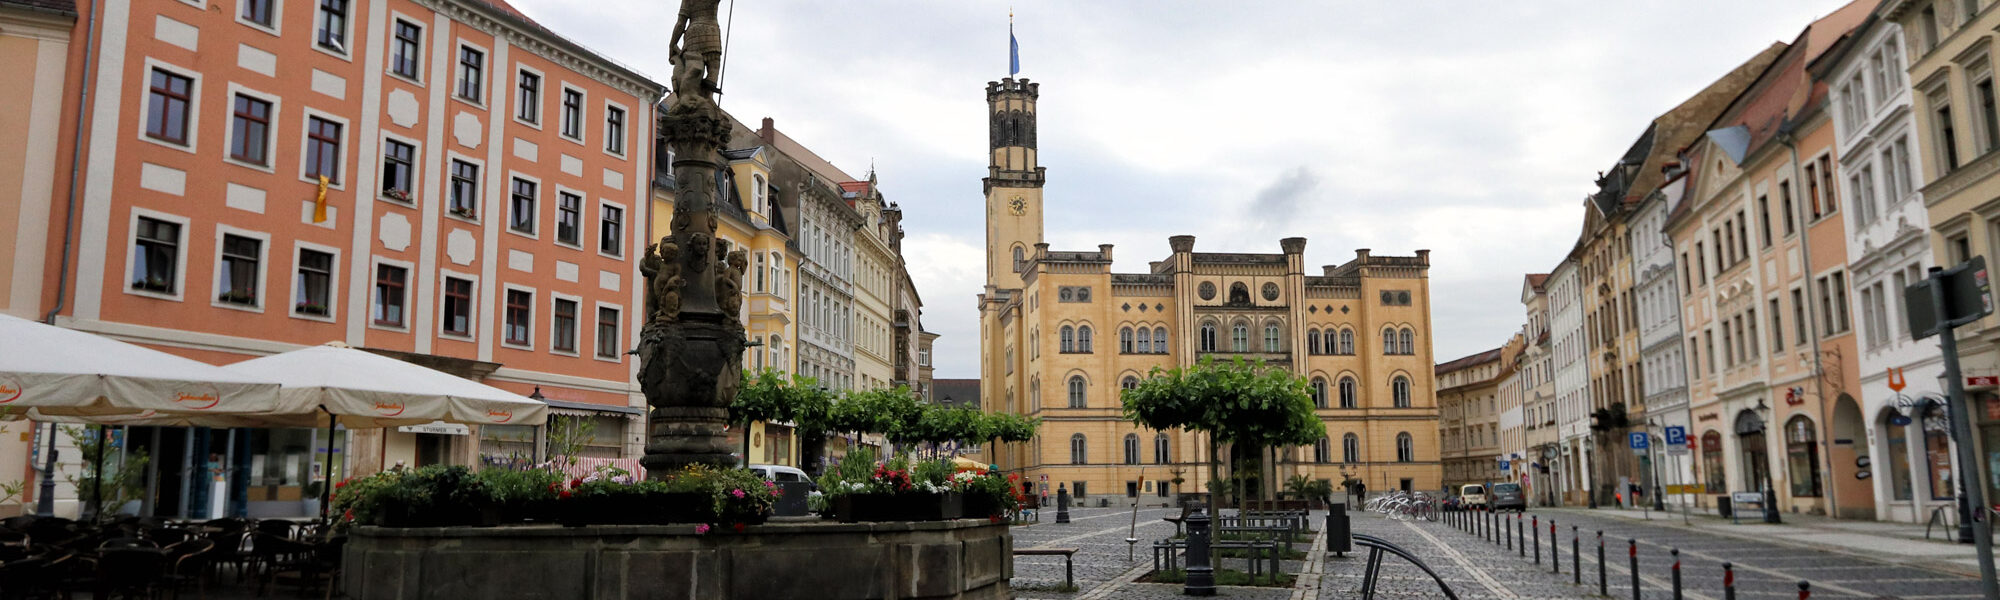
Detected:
[
  {"left": 1150, "top": 538, "right": 1282, "bottom": 584},
  {"left": 1014, "top": 547, "right": 1079, "bottom": 589},
  {"left": 1162, "top": 503, "right": 1194, "bottom": 537}
]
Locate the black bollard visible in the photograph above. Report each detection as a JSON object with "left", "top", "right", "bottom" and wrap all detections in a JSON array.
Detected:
[
  {"left": 1533, "top": 515, "right": 1541, "bottom": 565},
  {"left": 1597, "top": 531, "right": 1607, "bottom": 596},
  {"left": 1671, "top": 548, "right": 1682, "bottom": 600},
  {"left": 1723, "top": 562, "right": 1736, "bottom": 600},
  {"left": 1550, "top": 519, "right": 1559, "bottom": 574},
  {"left": 1797, "top": 581, "right": 1810, "bottom": 600},
  {"left": 1629, "top": 539, "right": 1640, "bottom": 600},
  {"left": 1055, "top": 484, "right": 1072, "bottom": 524},
  {"left": 1572, "top": 526, "right": 1581, "bottom": 584},
  {"left": 1507, "top": 515, "right": 1515, "bottom": 551},
  {"left": 1183, "top": 506, "right": 1215, "bottom": 596},
  {"left": 1517, "top": 515, "right": 1525, "bottom": 557}
]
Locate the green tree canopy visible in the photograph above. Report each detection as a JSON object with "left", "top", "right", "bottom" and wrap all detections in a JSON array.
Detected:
[{"left": 1121, "top": 356, "right": 1321, "bottom": 447}]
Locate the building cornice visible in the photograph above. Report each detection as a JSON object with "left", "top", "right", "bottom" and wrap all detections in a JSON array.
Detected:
[{"left": 415, "top": 0, "right": 664, "bottom": 100}]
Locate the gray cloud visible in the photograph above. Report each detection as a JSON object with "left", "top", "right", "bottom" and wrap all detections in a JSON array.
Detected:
[{"left": 1248, "top": 166, "right": 1320, "bottom": 236}]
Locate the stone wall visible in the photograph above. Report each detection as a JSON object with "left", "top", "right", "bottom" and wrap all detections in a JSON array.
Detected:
[{"left": 345, "top": 518, "right": 1012, "bottom": 600}]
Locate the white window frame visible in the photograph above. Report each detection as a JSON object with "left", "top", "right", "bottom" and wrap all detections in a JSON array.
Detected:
[
  {"left": 123, "top": 208, "right": 192, "bottom": 303},
  {"left": 512, "top": 64, "right": 545, "bottom": 129},
  {"left": 210, "top": 224, "right": 271, "bottom": 313},
  {"left": 500, "top": 283, "right": 538, "bottom": 351},
  {"left": 558, "top": 83, "right": 587, "bottom": 145},
  {"left": 597, "top": 198, "right": 627, "bottom": 259},
  {"left": 367, "top": 257, "right": 415, "bottom": 333},
  {"left": 602, "top": 98, "right": 629, "bottom": 158},
  {"left": 311, "top": 0, "right": 354, "bottom": 60},
  {"left": 385, "top": 13, "right": 426, "bottom": 85},
  {"left": 444, "top": 151, "right": 483, "bottom": 224},
  {"left": 436, "top": 269, "right": 478, "bottom": 341},
  {"left": 378, "top": 133, "right": 421, "bottom": 206},
  {"left": 138, "top": 58, "right": 202, "bottom": 155},
  {"left": 592, "top": 301, "right": 624, "bottom": 363},
  {"left": 222, "top": 82, "right": 280, "bottom": 173},
  {"left": 548, "top": 292, "right": 583, "bottom": 357},
  {"left": 288, "top": 241, "right": 341, "bottom": 323},
  {"left": 551, "top": 185, "right": 587, "bottom": 249},
  {"left": 296, "top": 107, "right": 350, "bottom": 189},
  {"left": 234, "top": 0, "right": 282, "bottom": 36},
  {"left": 505, "top": 171, "right": 543, "bottom": 240},
  {"left": 453, "top": 39, "right": 490, "bottom": 108}
]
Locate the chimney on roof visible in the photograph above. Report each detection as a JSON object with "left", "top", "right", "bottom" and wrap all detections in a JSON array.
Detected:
[
  {"left": 1098, "top": 244, "right": 1114, "bottom": 261},
  {"left": 1416, "top": 249, "right": 1430, "bottom": 264},
  {"left": 760, "top": 117, "right": 774, "bottom": 144},
  {"left": 1356, "top": 248, "right": 1371, "bottom": 261}
]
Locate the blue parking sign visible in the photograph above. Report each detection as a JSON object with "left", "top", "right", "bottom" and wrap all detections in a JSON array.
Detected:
[
  {"left": 1664, "top": 426, "right": 1687, "bottom": 446},
  {"left": 1629, "top": 432, "right": 1648, "bottom": 450}
]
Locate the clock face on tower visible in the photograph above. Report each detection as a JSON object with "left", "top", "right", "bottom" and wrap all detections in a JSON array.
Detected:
[{"left": 1008, "top": 196, "right": 1028, "bottom": 216}]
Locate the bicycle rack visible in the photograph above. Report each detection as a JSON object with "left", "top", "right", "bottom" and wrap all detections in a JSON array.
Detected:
[{"left": 1352, "top": 533, "right": 1462, "bottom": 600}]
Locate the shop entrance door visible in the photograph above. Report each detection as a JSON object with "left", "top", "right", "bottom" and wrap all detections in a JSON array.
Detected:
[{"left": 416, "top": 433, "right": 449, "bottom": 467}]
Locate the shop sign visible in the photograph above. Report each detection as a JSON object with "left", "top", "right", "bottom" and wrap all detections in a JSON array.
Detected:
[
  {"left": 1968, "top": 376, "right": 2000, "bottom": 388},
  {"left": 1986, "top": 396, "right": 2000, "bottom": 421},
  {"left": 397, "top": 422, "right": 470, "bottom": 436},
  {"left": 1730, "top": 491, "right": 1764, "bottom": 505}
]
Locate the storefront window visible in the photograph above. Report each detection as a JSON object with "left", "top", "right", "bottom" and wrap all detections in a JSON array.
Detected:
[
  {"left": 480, "top": 424, "right": 539, "bottom": 469},
  {"left": 245, "top": 427, "right": 345, "bottom": 508},
  {"left": 1885, "top": 413, "right": 1913, "bottom": 501},
  {"left": 1925, "top": 404, "right": 1955, "bottom": 501},
  {"left": 1736, "top": 410, "right": 1770, "bottom": 493},
  {"left": 1983, "top": 394, "right": 2000, "bottom": 511},
  {"left": 764, "top": 424, "right": 793, "bottom": 466},
  {"left": 1701, "top": 431, "right": 1725, "bottom": 492},
  {"left": 1784, "top": 416, "right": 1822, "bottom": 497}
]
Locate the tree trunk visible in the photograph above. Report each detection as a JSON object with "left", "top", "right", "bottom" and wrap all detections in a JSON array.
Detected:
[
  {"left": 800, "top": 430, "right": 827, "bottom": 476},
  {"left": 1206, "top": 433, "right": 1219, "bottom": 515}
]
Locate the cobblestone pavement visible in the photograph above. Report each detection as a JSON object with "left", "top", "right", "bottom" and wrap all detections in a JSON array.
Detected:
[{"left": 1010, "top": 505, "right": 1299, "bottom": 600}]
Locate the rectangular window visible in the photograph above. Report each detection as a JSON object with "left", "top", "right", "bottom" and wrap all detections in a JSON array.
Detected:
[
  {"left": 556, "top": 192, "right": 581, "bottom": 245},
  {"left": 1758, "top": 195, "right": 1773, "bottom": 248},
  {"left": 316, "top": 0, "right": 348, "bottom": 52},
  {"left": 516, "top": 71, "right": 540, "bottom": 123},
  {"left": 241, "top": 0, "right": 274, "bottom": 27},
  {"left": 1891, "top": 137, "right": 1914, "bottom": 199},
  {"left": 504, "top": 289, "right": 532, "bottom": 346},
  {"left": 595, "top": 307, "right": 620, "bottom": 358},
  {"left": 448, "top": 160, "right": 478, "bottom": 218},
  {"left": 1792, "top": 288, "right": 1809, "bottom": 345},
  {"left": 1939, "top": 102, "right": 1961, "bottom": 172},
  {"left": 132, "top": 217, "right": 180, "bottom": 294},
  {"left": 295, "top": 249, "right": 332, "bottom": 316},
  {"left": 1694, "top": 243, "right": 1707, "bottom": 284},
  {"left": 600, "top": 204, "right": 624, "bottom": 256},
  {"left": 1822, "top": 271, "right": 1852, "bottom": 335},
  {"left": 442, "top": 276, "right": 473, "bottom": 336},
  {"left": 1924, "top": 6, "right": 1942, "bottom": 52},
  {"left": 305, "top": 116, "right": 342, "bottom": 183},
  {"left": 605, "top": 106, "right": 625, "bottom": 154},
  {"left": 1804, "top": 163, "right": 1823, "bottom": 220},
  {"left": 1736, "top": 210, "right": 1750, "bottom": 259},
  {"left": 146, "top": 69, "right": 194, "bottom": 145},
  {"left": 381, "top": 139, "right": 415, "bottom": 199},
  {"left": 1769, "top": 297, "right": 1784, "bottom": 352},
  {"left": 1981, "top": 78, "right": 2000, "bottom": 154},
  {"left": 457, "top": 46, "right": 484, "bottom": 103},
  {"left": 1780, "top": 181, "right": 1796, "bottom": 235},
  {"left": 218, "top": 234, "right": 261, "bottom": 306},
  {"left": 1746, "top": 308, "right": 1759, "bottom": 358},
  {"left": 561, "top": 88, "right": 583, "bottom": 139},
  {"left": 1704, "top": 330, "right": 1716, "bottom": 373},
  {"left": 552, "top": 298, "right": 578, "bottom": 353},
  {"left": 229, "top": 94, "right": 271, "bottom": 165},
  {"left": 390, "top": 20, "right": 422, "bottom": 79},
  {"left": 510, "top": 178, "right": 537, "bottom": 234},
  {"left": 1688, "top": 336, "right": 1701, "bottom": 378},
  {"left": 373, "top": 263, "right": 407, "bottom": 327}
]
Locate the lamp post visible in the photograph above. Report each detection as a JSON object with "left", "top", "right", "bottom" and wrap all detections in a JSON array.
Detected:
[
  {"left": 1753, "top": 399, "right": 1780, "bottom": 524},
  {"left": 34, "top": 422, "right": 58, "bottom": 517},
  {"left": 1649, "top": 419, "right": 1666, "bottom": 512}
]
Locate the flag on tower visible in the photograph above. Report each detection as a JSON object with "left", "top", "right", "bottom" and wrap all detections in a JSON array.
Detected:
[{"left": 1009, "top": 10, "right": 1020, "bottom": 76}]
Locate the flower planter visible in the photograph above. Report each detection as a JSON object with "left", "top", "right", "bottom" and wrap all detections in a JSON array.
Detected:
[
  {"left": 834, "top": 492, "right": 963, "bottom": 522},
  {"left": 561, "top": 492, "right": 718, "bottom": 526},
  {"left": 963, "top": 493, "right": 1005, "bottom": 519}
]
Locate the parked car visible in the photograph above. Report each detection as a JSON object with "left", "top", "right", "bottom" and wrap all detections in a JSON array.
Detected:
[
  {"left": 1489, "top": 482, "right": 1526, "bottom": 512},
  {"left": 1459, "top": 484, "right": 1488, "bottom": 510},
  {"left": 748, "top": 464, "right": 814, "bottom": 489}
]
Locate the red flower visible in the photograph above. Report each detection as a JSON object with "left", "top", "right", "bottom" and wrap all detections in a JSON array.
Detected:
[
  {"left": 558, "top": 490, "right": 573, "bottom": 499},
  {"left": 570, "top": 478, "right": 583, "bottom": 489},
  {"left": 343, "top": 509, "right": 356, "bottom": 522},
  {"left": 989, "top": 515, "right": 1003, "bottom": 524},
  {"left": 335, "top": 480, "right": 348, "bottom": 489},
  {"left": 732, "top": 522, "right": 746, "bottom": 533}
]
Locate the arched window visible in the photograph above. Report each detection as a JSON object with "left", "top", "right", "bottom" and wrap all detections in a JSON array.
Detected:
[
  {"left": 1029, "top": 380, "right": 1039, "bottom": 410},
  {"left": 1153, "top": 327, "right": 1168, "bottom": 353},
  {"left": 1399, "top": 328, "right": 1415, "bottom": 355},
  {"left": 754, "top": 252, "right": 766, "bottom": 293},
  {"left": 1307, "top": 330, "right": 1322, "bottom": 355},
  {"left": 1339, "top": 376, "right": 1358, "bottom": 408},
  {"left": 1012, "top": 245, "right": 1025, "bottom": 272},
  {"left": 1925, "top": 403, "right": 1955, "bottom": 500},
  {"left": 1231, "top": 322, "right": 1249, "bottom": 352},
  {"left": 1339, "top": 329, "right": 1354, "bottom": 355},
  {"left": 1200, "top": 322, "right": 1217, "bottom": 352},
  {"left": 1135, "top": 327, "right": 1150, "bottom": 353},
  {"left": 1154, "top": 433, "right": 1170, "bottom": 464},
  {"left": 1120, "top": 327, "right": 1134, "bottom": 354},
  {"left": 1070, "top": 434, "right": 1087, "bottom": 465},
  {"left": 1229, "top": 282, "right": 1250, "bottom": 304},
  {"left": 1078, "top": 325, "right": 1093, "bottom": 353},
  {"left": 1310, "top": 377, "right": 1328, "bottom": 408},
  {"left": 1882, "top": 411, "right": 1914, "bottom": 501},
  {"left": 1701, "top": 430, "right": 1726, "bottom": 492},
  {"left": 1785, "top": 415, "right": 1823, "bottom": 498},
  {"left": 1264, "top": 322, "right": 1281, "bottom": 352},
  {"left": 1123, "top": 434, "right": 1140, "bottom": 465},
  {"left": 1067, "top": 375, "right": 1087, "bottom": 408},
  {"left": 1392, "top": 375, "right": 1411, "bottom": 408},
  {"left": 1060, "top": 326, "right": 1075, "bottom": 353},
  {"left": 1313, "top": 437, "right": 1330, "bottom": 463},
  {"left": 1396, "top": 432, "right": 1414, "bottom": 462},
  {"left": 1342, "top": 433, "right": 1360, "bottom": 463},
  {"left": 1383, "top": 327, "right": 1397, "bottom": 354},
  {"left": 1121, "top": 375, "right": 1139, "bottom": 391}
]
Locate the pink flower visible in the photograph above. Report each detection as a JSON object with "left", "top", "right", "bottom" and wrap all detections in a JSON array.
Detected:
[
  {"left": 770, "top": 489, "right": 781, "bottom": 497},
  {"left": 694, "top": 524, "right": 710, "bottom": 534},
  {"left": 730, "top": 489, "right": 746, "bottom": 499}
]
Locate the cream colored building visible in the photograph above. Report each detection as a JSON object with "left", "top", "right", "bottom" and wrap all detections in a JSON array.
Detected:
[
  {"left": 846, "top": 177, "right": 898, "bottom": 391},
  {"left": 975, "top": 77, "right": 1442, "bottom": 503},
  {"left": 1438, "top": 346, "right": 1510, "bottom": 492}
]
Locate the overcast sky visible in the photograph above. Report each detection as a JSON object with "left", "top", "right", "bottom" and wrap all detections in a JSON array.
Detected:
[{"left": 514, "top": 0, "right": 1856, "bottom": 379}]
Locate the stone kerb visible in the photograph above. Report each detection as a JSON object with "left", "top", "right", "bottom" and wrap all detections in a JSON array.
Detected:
[{"left": 345, "top": 518, "right": 1012, "bottom": 600}]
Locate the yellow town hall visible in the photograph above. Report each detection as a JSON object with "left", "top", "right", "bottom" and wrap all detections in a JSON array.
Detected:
[{"left": 976, "top": 77, "right": 1442, "bottom": 502}]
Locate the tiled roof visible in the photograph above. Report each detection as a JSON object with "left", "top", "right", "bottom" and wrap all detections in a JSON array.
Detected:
[
  {"left": 932, "top": 379, "right": 980, "bottom": 409},
  {"left": 1525, "top": 273, "right": 1549, "bottom": 291},
  {"left": 1, "top": 0, "right": 76, "bottom": 14},
  {"left": 839, "top": 181, "right": 871, "bottom": 194},
  {"left": 1436, "top": 348, "right": 1504, "bottom": 375}
]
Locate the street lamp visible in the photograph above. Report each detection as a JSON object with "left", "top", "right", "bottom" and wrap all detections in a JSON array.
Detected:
[
  {"left": 1753, "top": 399, "right": 1780, "bottom": 524},
  {"left": 1648, "top": 419, "right": 1666, "bottom": 512}
]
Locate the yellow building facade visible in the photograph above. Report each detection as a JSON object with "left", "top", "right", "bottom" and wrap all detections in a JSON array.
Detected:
[{"left": 976, "top": 78, "right": 1442, "bottom": 503}]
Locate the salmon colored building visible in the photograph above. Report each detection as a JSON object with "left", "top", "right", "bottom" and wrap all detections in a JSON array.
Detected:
[{"left": 17, "top": 0, "right": 662, "bottom": 518}]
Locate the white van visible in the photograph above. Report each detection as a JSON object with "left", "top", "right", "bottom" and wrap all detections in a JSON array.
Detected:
[
  {"left": 748, "top": 464, "right": 812, "bottom": 485},
  {"left": 1459, "top": 484, "right": 1488, "bottom": 510}
]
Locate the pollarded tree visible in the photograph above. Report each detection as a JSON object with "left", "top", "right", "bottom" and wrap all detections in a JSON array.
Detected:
[{"left": 1121, "top": 356, "right": 1321, "bottom": 510}]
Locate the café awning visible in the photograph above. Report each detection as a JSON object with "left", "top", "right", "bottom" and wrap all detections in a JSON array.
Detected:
[
  {"left": 0, "top": 313, "right": 280, "bottom": 419},
  {"left": 222, "top": 343, "right": 548, "bottom": 428}
]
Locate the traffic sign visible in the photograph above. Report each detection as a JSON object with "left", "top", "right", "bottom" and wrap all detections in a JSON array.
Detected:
[
  {"left": 1629, "top": 432, "right": 1648, "bottom": 451},
  {"left": 1663, "top": 426, "right": 1686, "bottom": 446}
]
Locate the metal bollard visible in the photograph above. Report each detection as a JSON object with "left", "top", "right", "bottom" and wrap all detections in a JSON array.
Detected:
[
  {"left": 1597, "top": 531, "right": 1607, "bottom": 596},
  {"left": 1517, "top": 515, "right": 1525, "bottom": 556},
  {"left": 1533, "top": 515, "right": 1541, "bottom": 565},
  {"left": 1671, "top": 548, "right": 1682, "bottom": 600},
  {"left": 1797, "top": 581, "right": 1810, "bottom": 599},
  {"left": 1723, "top": 562, "right": 1736, "bottom": 600},
  {"left": 1572, "top": 526, "right": 1580, "bottom": 584},
  {"left": 1507, "top": 515, "right": 1515, "bottom": 551},
  {"left": 1550, "top": 519, "right": 1559, "bottom": 574},
  {"left": 1629, "top": 539, "right": 1640, "bottom": 600},
  {"left": 1183, "top": 507, "right": 1215, "bottom": 596}
]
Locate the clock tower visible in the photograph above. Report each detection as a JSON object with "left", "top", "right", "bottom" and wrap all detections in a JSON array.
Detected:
[{"left": 984, "top": 77, "right": 1046, "bottom": 291}]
